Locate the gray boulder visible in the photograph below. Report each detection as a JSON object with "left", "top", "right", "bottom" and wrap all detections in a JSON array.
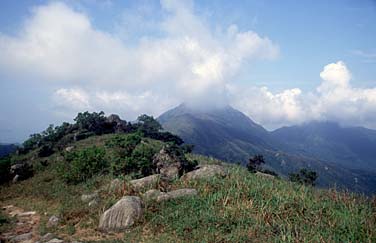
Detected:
[
  {"left": 143, "top": 189, "right": 163, "bottom": 202},
  {"left": 98, "top": 196, "right": 143, "bottom": 232},
  {"left": 152, "top": 148, "right": 182, "bottom": 180},
  {"left": 181, "top": 165, "right": 227, "bottom": 181},
  {"left": 156, "top": 189, "right": 198, "bottom": 202},
  {"left": 45, "top": 239, "right": 64, "bottom": 243},
  {"left": 108, "top": 178, "right": 124, "bottom": 192},
  {"left": 130, "top": 174, "right": 160, "bottom": 192}
]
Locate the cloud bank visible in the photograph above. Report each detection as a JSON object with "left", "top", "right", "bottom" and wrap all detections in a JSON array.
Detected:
[
  {"left": 0, "top": 1, "right": 375, "bottom": 130},
  {"left": 233, "top": 61, "right": 376, "bottom": 129}
]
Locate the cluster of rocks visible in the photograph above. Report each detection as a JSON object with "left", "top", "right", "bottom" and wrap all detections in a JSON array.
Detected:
[
  {"left": 9, "top": 162, "right": 33, "bottom": 183},
  {"left": 96, "top": 160, "right": 228, "bottom": 232}
]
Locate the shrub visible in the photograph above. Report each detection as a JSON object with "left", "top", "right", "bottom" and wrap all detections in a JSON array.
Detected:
[
  {"left": 58, "top": 146, "right": 108, "bottom": 184},
  {"left": 247, "top": 154, "right": 265, "bottom": 173},
  {"left": 289, "top": 168, "right": 318, "bottom": 186},
  {"left": 38, "top": 144, "right": 54, "bottom": 157},
  {"left": 0, "top": 157, "right": 11, "bottom": 184}
]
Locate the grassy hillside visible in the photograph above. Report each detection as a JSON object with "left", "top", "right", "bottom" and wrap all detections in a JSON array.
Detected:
[{"left": 1, "top": 133, "right": 375, "bottom": 242}]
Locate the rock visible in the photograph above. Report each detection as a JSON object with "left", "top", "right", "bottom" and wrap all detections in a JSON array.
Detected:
[
  {"left": 88, "top": 198, "right": 100, "bottom": 207},
  {"left": 45, "top": 239, "right": 64, "bottom": 243},
  {"left": 108, "top": 178, "right": 124, "bottom": 192},
  {"left": 181, "top": 165, "right": 227, "bottom": 181},
  {"left": 143, "top": 189, "right": 163, "bottom": 202},
  {"left": 152, "top": 148, "right": 183, "bottom": 180},
  {"left": 130, "top": 174, "right": 160, "bottom": 192},
  {"left": 107, "top": 114, "right": 128, "bottom": 133},
  {"left": 65, "top": 146, "right": 74, "bottom": 152},
  {"left": 47, "top": 215, "right": 59, "bottom": 228},
  {"left": 255, "top": 172, "right": 275, "bottom": 179},
  {"left": 156, "top": 189, "right": 198, "bottom": 202},
  {"left": 40, "top": 233, "right": 55, "bottom": 242},
  {"left": 10, "top": 232, "right": 32, "bottom": 242},
  {"left": 12, "top": 175, "right": 20, "bottom": 183},
  {"left": 10, "top": 163, "right": 33, "bottom": 181},
  {"left": 98, "top": 196, "right": 143, "bottom": 232},
  {"left": 81, "top": 192, "right": 99, "bottom": 203},
  {"left": 18, "top": 211, "right": 37, "bottom": 217}
]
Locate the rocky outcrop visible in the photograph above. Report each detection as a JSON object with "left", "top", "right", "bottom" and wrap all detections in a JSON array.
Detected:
[
  {"left": 98, "top": 196, "right": 143, "bottom": 232},
  {"left": 106, "top": 114, "right": 128, "bottom": 133},
  {"left": 130, "top": 174, "right": 160, "bottom": 192},
  {"left": 152, "top": 148, "right": 183, "bottom": 180},
  {"left": 181, "top": 165, "right": 227, "bottom": 181}
]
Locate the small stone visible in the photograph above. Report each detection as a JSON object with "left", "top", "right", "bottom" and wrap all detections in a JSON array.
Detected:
[
  {"left": 47, "top": 215, "right": 59, "bottom": 228},
  {"left": 65, "top": 146, "right": 74, "bottom": 152},
  {"left": 46, "top": 239, "right": 64, "bottom": 243},
  {"left": 81, "top": 192, "right": 99, "bottom": 203},
  {"left": 130, "top": 174, "right": 160, "bottom": 192},
  {"left": 88, "top": 198, "right": 100, "bottom": 207},
  {"left": 18, "top": 211, "right": 37, "bottom": 217},
  {"left": 12, "top": 174, "right": 20, "bottom": 183},
  {"left": 108, "top": 178, "right": 124, "bottom": 192},
  {"left": 10, "top": 232, "right": 32, "bottom": 242},
  {"left": 40, "top": 233, "right": 55, "bottom": 242}
]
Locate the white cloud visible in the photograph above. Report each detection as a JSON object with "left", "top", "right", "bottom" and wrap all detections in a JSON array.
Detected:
[
  {"left": 0, "top": 0, "right": 279, "bottom": 119},
  {"left": 232, "top": 61, "right": 376, "bottom": 129}
]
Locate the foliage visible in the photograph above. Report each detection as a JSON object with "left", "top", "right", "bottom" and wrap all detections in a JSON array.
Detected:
[
  {"left": 247, "top": 154, "right": 265, "bottom": 173},
  {"left": 38, "top": 144, "right": 54, "bottom": 157},
  {"left": 58, "top": 146, "right": 108, "bottom": 184},
  {"left": 0, "top": 157, "right": 11, "bottom": 184},
  {"left": 74, "top": 111, "right": 109, "bottom": 135},
  {"left": 289, "top": 168, "right": 318, "bottom": 186},
  {"left": 137, "top": 114, "right": 162, "bottom": 136}
]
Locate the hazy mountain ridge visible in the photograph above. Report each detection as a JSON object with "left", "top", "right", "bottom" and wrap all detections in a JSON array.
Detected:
[
  {"left": 0, "top": 144, "right": 17, "bottom": 158},
  {"left": 159, "top": 104, "right": 376, "bottom": 194}
]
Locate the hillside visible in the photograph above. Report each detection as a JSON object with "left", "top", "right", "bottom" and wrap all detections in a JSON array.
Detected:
[
  {"left": 0, "top": 144, "right": 17, "bottom": 158},
  {"left": 0, "top": 138, "right": 375, "bottom": 242},
  {"left": 158, "top": 104, "right": 376, "bottom": 194},
  {"left": 0, "top": 111, "right": 375, "bottom": 242}
]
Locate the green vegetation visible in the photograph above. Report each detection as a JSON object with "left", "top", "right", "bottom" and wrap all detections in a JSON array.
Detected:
[
  {"left": 289, "top": 168, "right": 319, "bottom": 186},
  {"left": 58, "top": 146, "right": 108, "bottom": 184},
  {"left": 0, "top": 157, "right": 11, "bottom": 183},
  {"left": 0, "top": 111, "right": 375, "bottom": 242}
]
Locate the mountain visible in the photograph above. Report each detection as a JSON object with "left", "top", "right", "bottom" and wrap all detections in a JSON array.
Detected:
[
  {"left": 0, "top": 143, "right": 17, "bottom": 158},
  {"left": 272, "top": 121, "right": 376, "bottom": 172},
  {"left": 159, "top": 104, "right": 376, "bottom": 194}
]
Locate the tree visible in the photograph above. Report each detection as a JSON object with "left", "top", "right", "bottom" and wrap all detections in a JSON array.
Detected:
[
  {"left": 247, "top": 154, "right": 265, "bottom": 173},
  {"left": 137, "top": 114, "right": 162, "bottom": 136},
  {"left": 289, "top": 168, "right": 318, "bottom": 186},
  {"left": 74, "top": 111, "right": 109, "bottom": 134}
]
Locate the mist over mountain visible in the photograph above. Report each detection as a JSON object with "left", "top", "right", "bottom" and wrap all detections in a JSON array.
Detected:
[{"left": 159, "top": 104, "right": 376, "bottom": 194}]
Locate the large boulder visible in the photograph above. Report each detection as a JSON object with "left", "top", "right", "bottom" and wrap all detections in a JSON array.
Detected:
[
  {"left": 107, "top": 114, "right": 128, "bottom": 133},
  {"left": 98, "top": 196, "right": 143, "bottom": 232},
  {"left": 130, "top": 174, "right": 160, "bottom": 192},
  {"left": 181, "top": 165, "right": 228, "bottom": 181}
]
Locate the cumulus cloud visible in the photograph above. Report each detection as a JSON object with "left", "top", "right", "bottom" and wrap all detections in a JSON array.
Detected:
[
  {"left": 0, "top": 0, "right": 278, "bottom": 120},
  {"left": 233, "top": 61, "right": 376, "bottom": 129}
]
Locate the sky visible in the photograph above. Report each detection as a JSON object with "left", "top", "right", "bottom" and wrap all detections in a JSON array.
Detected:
[{"left": 0, "top": 0, "right": 376, "bottom": 143}]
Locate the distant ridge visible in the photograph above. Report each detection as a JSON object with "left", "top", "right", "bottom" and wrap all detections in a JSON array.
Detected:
[{"left": 159, "top": 104, "right": 376, "bottom": 194}]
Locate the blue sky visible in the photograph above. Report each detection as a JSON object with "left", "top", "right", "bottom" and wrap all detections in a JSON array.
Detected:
[{"left": 0, "top": 0, "right": 376, "bottom": 143}]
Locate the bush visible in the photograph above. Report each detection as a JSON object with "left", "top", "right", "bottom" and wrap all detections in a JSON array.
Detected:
[
  {"left": 38, "top": 144, "right": 54, "bottom": 157},
  {"left": 247, "top": 155, "right": 265, "bottom": 173},
  {"left": 289, "top": 168, "right": 318, "bottom": 186},
  {"left": 0, "top": 157, "right": 11, "bottom": 184},
  {"left": 58, "top": 146, "right": 108, "bottom": 184}
]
